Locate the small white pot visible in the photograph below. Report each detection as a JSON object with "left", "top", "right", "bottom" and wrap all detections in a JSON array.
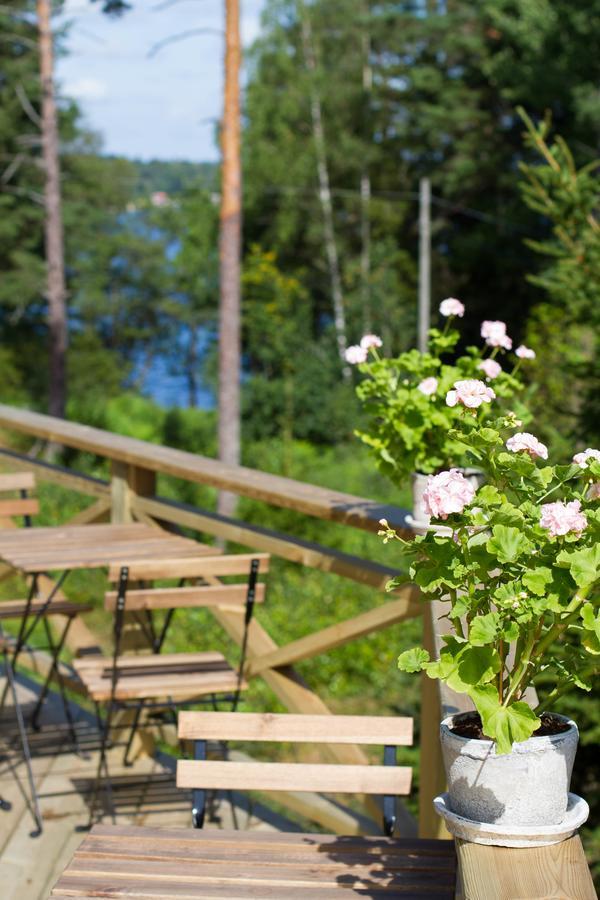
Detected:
[{"left": 440, "top": 712, "right": 579, "bottom": 828}]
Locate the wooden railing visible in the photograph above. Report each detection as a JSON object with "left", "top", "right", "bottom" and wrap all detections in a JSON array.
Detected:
[{"left": 0, "top": 403, "right": 446, "bottom": 839}]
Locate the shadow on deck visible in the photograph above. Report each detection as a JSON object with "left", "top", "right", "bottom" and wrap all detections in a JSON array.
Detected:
[{"left": 0, "top": 671, "right": 294, "bottom": 900}]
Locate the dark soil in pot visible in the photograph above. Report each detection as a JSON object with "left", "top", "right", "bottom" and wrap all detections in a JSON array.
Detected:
[{"left": 450, "top": 711, "right": 571, "bottom": 741}]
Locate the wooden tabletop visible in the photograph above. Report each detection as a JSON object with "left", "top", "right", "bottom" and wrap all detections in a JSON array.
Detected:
[
  {"left": 50, "top": 824, "right": 457, "bottom": 898},
  {"left": 0, "top": 522, "right": 214, "bottom": 573}
]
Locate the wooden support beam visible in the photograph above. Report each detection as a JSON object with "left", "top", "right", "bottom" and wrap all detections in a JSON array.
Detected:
[
  {"left": 248, "top": 589, "right": 420, "bottom": 676},
  {"left": 111, "top": 462, "right": 156, "bottom": 525},
  {"left": 0, "top": 447, "right": 110, "bottom": 499},
  {"left": 133, "top": 494, "right": 401, "bottom": 591}
]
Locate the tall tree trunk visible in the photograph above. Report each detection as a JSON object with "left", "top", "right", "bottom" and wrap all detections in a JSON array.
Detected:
[
  {"left": 37, "top": 0, "right": 67, "bottom": 419},
  {"left": 297, "top": 0, "right": 349, "bottom": 375},
  {"left": 360, "top": 6, "right": 372, "bottom": 333},
  {"left": 217, "top": 0, "right": 242, "bottom": 518}
]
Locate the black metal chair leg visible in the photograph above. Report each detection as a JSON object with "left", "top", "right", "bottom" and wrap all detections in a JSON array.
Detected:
[
  {"left": 87, "top": 702, "right": 116, "bottom": 829},
  {"left": 4, "top": 652, "right": 43, "bottom": 836},
  {"left": 122, "top": 701, "right": 145, "bottom": 767}
]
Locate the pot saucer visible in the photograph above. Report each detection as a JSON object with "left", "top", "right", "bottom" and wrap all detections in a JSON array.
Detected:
[{"left": 433, "top": 792, "right": 589, "bottom": 848}]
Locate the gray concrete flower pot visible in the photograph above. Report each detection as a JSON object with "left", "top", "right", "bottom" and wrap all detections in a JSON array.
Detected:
[{"left": 440, "top": 712, "right": 579, "bottom": 828}]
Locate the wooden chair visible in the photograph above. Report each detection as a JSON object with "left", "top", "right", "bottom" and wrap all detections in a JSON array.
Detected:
[
  {"left": 75, "top": 554, "right": 269, "bottom": 824},
  {"left": 0, "top": 471, "right": 39, "bottom": 527},
  {"left": 0, "top": 471, "right": 92, "bottom": 743},
  {"left": 175, "top": 711, "right": 456, "bottom": 896},
  {"left": 0, "top": 628, "right": 43, "bottom": 835}
]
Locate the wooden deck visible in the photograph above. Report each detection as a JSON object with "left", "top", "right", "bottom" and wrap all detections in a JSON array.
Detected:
[{"left": 0, "top": 673, "right": 290, "bottom": 900}]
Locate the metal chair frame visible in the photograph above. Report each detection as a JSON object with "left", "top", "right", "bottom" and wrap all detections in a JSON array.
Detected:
[{"left": 87, "top": 559, "right": 261, "bottom": 827}]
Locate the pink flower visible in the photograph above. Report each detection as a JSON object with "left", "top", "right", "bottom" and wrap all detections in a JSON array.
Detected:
[
  {"left": 360, "top": 333, "right": 383, "bottom": 351},
  {"left": 478, "top": 359, "right": 502, "bottom": 380},
  {"left": 439, "top": 298, "right": 465, "bottom": 318},
  {"left": 422, "top": 469, "right": 476, "bottom": 520},
  {"left": 344, "top": 344, "right": 367, "bottom": 365},
  {"left": 481, "top": 320, "right": 513, "bottom": 350},
  {"left": 588, "top": 482, "right": 600, "bottom": 501},
  {"left": 516, "top": 345, "right": 536, "bottom": 359},
  {"left": 446, "top": 379, "right": 496, "bottom": 409},
  {"left": 506, "top": 432, "right": 548, "bottom": 460},
  {"left": 418, "top": 377, "right": 438, "bottom": 396},
  {"left": 540, "top": 500, "right": 587, "bottom": 538},
  {"left": 572, "top": 448, "right": 600, "bottom": 469}
]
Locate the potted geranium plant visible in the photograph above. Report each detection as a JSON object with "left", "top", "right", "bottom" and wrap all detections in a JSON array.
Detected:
[
  {"left": 379, "top": 398, "right": 599, "bottom": 846},
  {"left": 346, "top": 299, "right": 535, "bottom": 526}
]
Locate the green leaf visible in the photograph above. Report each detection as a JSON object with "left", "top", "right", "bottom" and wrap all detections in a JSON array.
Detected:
[
  {"left": 397, "top": 647, "right": 430, "bottom": 673},
  {"left": 469, "top": 612, "right": 499, "bottom": 646},
  {"left": 581, "top": 604, "right": 600, "bottom": 642},
  {"left": 556, "top": 545, "right": 600, "bottom": 587},
  {"left": 486, "top": 524, "right": 531, "bottom": 563},
  {"left": 522, "top": 567, "right": 554, "bottom": 596},
  {"left": 469, "top": 685, "right": 540, "bottom": 754},
  {"left": 476, "top": 485, "right": 502, "bottom": 506},
  {"left": 427, "top": 640, "right": 500, "bottom": 693}
]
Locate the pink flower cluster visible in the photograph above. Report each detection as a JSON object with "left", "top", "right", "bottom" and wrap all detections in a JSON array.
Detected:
[
  {"left": 344, "top": 333, "right": 382, "bottom": 365},
  {"left": 540, "top": 500, "right": 587, "bottom": 538},
  {"left": 506, "top": 432, "right": 548, "bottom": 460},
  {"left": 446, "top": 379, "right": 496, "bottom": 409},
  {"left": 481, "top": 320, "right": 512, "bottom": 350},
  {"left": 439, "top": 298, "right": 465, "bottom": 317},
  {"left": 422, "top": 469, "right": 476, "bottom": 520},
  {"left": 418, "top": 377, "right": 438, "bottom": 396},
  {"left": 515, "top": 345, "right": 536, "bottom": 359},
  {"left": 573, "top": 448, "right": 600, "bottom": 469},
  {"left": 478, "top": 359, "right": 502, "bottom": 380}
]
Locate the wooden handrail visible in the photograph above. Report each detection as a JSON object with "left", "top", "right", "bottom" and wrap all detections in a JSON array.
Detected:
[{"left": 0, "top": 404, "right": 411, "bottom": 534}]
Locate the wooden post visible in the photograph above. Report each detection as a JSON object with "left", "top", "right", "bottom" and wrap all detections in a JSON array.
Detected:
[
  {"left": 37, "top": 0, "right": 68, "bottom": 419},
  {"left": 418, "top": 603, "right": 449, "bottom": 838},
  {"left": 217, "top": 0, "right": 242, "bottom": 519},
  {"left": 417, "top": 177, "right": 431, "bottom": 354},
  {"left": 110, "top": 462, "right": 156, "bottom": 524}
]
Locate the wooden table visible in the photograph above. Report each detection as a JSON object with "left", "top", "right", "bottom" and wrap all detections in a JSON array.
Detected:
[
  {"left": 0, "top": 521, "right": 214, "bottom": 574},
  {"left": 0, "top": 522, "right": 216, "bottom": 732},
  {"left": 50, "top": 824, "right": 457, "bottom": 898}
]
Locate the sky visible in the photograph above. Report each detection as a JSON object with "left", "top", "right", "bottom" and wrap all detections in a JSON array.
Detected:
[{"left": 56, "top": 0, "right": 267, "bottom": 162}]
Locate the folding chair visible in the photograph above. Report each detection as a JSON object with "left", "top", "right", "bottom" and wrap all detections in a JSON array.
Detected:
[
  {"left": 0, "top": 472, "right": 92, "bottom": 744},
  {"left": 74, "top": 553, "right": 269, "bottom": 825},
  {"left": 173, "top": 711, "right": 456, "bottom": 897},
  {"left": 0, "top": 627, "right": 43, "bottom": 835}
]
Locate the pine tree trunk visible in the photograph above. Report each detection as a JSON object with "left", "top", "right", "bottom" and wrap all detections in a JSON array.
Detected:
[
  {"left": 298, "top": 1, "right": 349, "bottom": 374},
  {"left": 37, "top": 0, "right": 67, "bottom": 419},
  {"left": 360, "top": 8, "right": 372, "bottom": 333},
  {"left": 217, "top": 0, "right": 242, "bottom": 518}
]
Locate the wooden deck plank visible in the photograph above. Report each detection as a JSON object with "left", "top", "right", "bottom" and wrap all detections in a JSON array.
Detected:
[{"left": 456, "top": 835, "right": 596, "bottom": 900}]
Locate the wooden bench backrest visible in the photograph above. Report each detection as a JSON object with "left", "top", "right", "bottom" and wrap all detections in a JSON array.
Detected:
[
  {"left": 0, "top": 471, "right": 39, "bottom": 520},
  {"left": 176, "top": 712, "right": 413, "bottom": 796},
  {"left": 108, "top": 553, "right": 270, "bottom": 583}
]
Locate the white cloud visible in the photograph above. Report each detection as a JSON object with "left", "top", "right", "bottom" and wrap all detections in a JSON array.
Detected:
[{"left": 62, "top": 76, "right": 108, "bottom": 101}]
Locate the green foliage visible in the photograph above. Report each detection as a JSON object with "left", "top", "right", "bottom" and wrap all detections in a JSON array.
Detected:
[
  {"left": 393, "top": 413, "right": 600, "bottom": 753},
  {"left": 518, "top": 112, "right": 600, "bottom": 448},
  {"left": 354, "top": 314, "right": 530, "bottom": 486}
]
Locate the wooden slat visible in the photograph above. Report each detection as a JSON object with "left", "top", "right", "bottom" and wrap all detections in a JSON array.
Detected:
[
  {"left": 249, "top": 591, "right": 420, "bottom": 675},
  {"left": 134, "top": 494, "right": 405, "bottom": 591},
  {"left": 0, "top": 497, "right": 38, "bottom": 517},
  {"left": 0, "top": 598, "right": 92, "bottom": 619},
  {"left": 178, "top": 712, "right": 413, "bottom": 746},
  {"left": 177, "top": 760, "right": 412, "bottom": 795},
  {"left": 456, "top": 835, "right": 596, "bottom": 900},
  {"left": 0, "top": 471, "right": 35, "bottom": 491},
  {"left": 109, "top": 553, "right": 269, "bottom": 582},
  {"left": 74, "top": 651, "right": 226, "bottom": 672},
  {"left": 104, "top": 583, "right": 265, "bottom": 611},
  {"left": 0, "top": 405, "right": 411, "bottom": 534}
]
